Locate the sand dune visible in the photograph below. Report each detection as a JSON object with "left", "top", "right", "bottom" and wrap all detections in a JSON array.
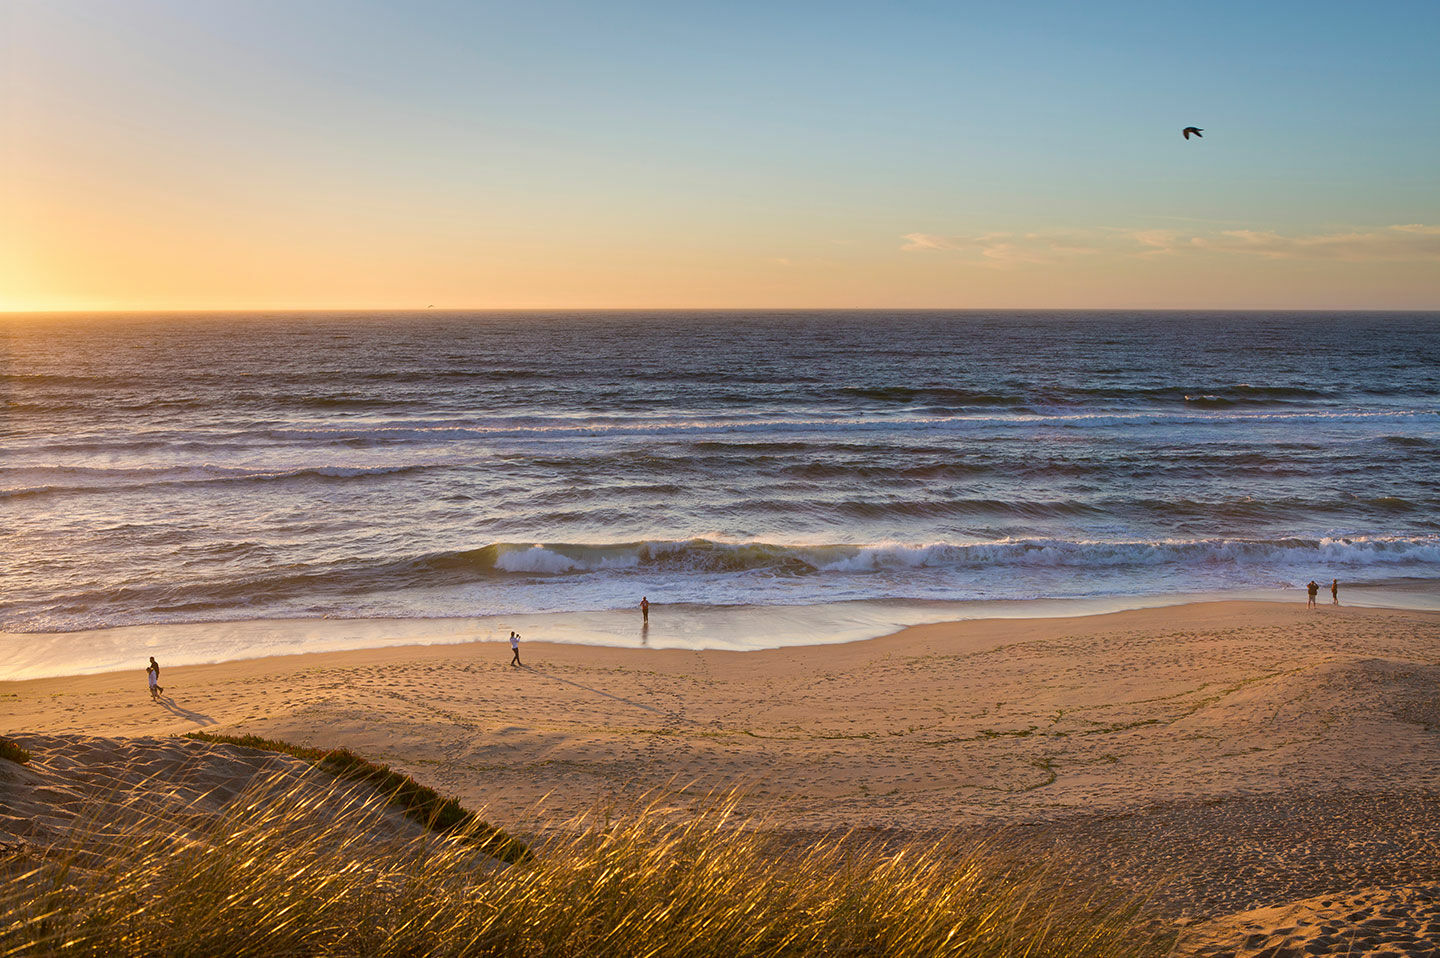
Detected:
[
  {"left": 0, "top": 733, "right": 428, "bottom": 865},
  {"left": 4, "top": 600, "right": 1440, "bottom": 954}
]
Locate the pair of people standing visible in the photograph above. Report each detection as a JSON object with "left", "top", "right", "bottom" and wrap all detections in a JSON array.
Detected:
[
  {"left": 1306, "top": 579, "right": 1339, "bottom": 608},
  {"left": 146, "top": 656, "right": 163, "bottom": 699}
]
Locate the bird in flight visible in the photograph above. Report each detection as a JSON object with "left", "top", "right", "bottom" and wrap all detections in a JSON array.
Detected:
[{"left": 1182, "top": 127, "right": 1203, "bottom": 140}]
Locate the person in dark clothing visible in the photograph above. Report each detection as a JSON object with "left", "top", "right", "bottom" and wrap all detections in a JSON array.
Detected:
[
  {"left": 1331, "top": 579, "right": 1339, "bottom": 605},
  {"left": 1307, "top": 580, "right": 1319, "bottom": 609}
]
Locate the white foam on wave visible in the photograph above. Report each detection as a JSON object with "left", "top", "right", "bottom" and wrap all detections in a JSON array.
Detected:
[
  {"left": 480, "top": 536, "right": 1440, "bottom": 577},
  {"left": 493, "top": 544, "right": 641, "bottom": 574},
  {"left": 815, "top": 536, "right": 1440, "bottom": 573},
  {"left": 11, "top": 535, "right": 1440, "bottom": 636}
]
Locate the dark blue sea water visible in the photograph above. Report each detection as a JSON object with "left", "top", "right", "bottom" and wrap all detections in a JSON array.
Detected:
[{"left": 4, "top": 311, "right": 1439, "bottom": 636}]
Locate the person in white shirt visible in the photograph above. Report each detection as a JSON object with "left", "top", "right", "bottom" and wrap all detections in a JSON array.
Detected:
[{"left": 510, "top": 631, "right": 521, "bottom": 667}]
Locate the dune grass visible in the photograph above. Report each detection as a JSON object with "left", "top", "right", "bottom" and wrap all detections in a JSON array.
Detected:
[
  {"left": 0, "top": 768, "right": 1173, "bottom": 958},
  {"left": 183, "top": 731, "right": 330, "bottom": 763},
  {"left": 184, "top": 730, "right": 529, "bottom": 863},
  {"left": 0, "top": 738, "right": 30, "bottom": 765}
]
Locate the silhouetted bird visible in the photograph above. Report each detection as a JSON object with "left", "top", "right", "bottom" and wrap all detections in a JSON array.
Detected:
[{"left": 1182, "top": 127, "right": 1203, "bottom": 140}]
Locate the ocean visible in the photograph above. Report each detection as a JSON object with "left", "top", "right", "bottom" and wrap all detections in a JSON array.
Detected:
[{"left": 4, "top": 311, "right": 1439, "bottom": 668}]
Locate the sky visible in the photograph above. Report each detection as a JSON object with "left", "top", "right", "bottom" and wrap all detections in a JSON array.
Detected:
[{"left": 3, "top": 0, "right": 1438, "bottom": 310}]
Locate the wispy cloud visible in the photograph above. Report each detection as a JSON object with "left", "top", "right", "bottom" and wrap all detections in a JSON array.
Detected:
[
  {"left": 899, "top": 231, "right": 1104, "bottom": 267},
  {"left": 902, "top": 225, "right": 1440, "bottom": 265},
  {"left": 1189, "top": 224, "right": 1440, "bottom": 260},
  {"left": 1126, "top": 229, "right": 1182, "bottom": 255}
]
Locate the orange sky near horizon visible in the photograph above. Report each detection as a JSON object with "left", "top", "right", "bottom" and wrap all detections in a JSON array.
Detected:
[
  {"left": 8, "top": 187, "right": 1437, "bottom": 312},
  {"left": 5, "top": 1, "right": 1439, "bottom": 312}
]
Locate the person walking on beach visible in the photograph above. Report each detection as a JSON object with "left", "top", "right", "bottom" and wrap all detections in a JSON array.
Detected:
[
  {"left": 1331, "top": 578, "right": 1340, "bottom": 605},
  {"left": 640, "top": 596, "right": 650, "bottom": 623},
  {"left": 510, "top": 631, "right": 521, "bottom": 667},
  {"left": 147, "top": 659, "right": 163, "bottom": 699},
  {"left": 1307, "top": 580, "right": 1319, "bottom": 609}
]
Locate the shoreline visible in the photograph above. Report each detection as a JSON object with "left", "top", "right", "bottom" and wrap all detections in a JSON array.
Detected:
[
  {"left": 4, "top": 600, "right": 1438, "bottom": 821},
  {"left": 4, "top": 582, "right": 1439, "bottom": 682}
]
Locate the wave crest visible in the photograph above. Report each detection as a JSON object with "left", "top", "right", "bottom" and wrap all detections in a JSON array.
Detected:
[{"left": 430, "top": 536, "right": 1440, "bottom": 579}]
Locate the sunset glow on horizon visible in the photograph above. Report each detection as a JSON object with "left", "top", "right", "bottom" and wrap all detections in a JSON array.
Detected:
[{"left": 4, "top": 0, "right": 1439, "bottom": 312}]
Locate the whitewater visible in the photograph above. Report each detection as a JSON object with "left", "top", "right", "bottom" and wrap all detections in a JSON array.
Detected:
[{"left": 3, "top": 311, "right": 1438, "bottom": 662}]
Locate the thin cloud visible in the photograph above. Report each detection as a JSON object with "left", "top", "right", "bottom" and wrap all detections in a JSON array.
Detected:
[
  {"left": 1191, "top": 225, "right": 1440, "bottom": 261},
  {"left": 1127, "top": 229, "right": 1182, "bottom": 255},
  {"left": 899, "top": 231, "right": 1103, "bottom": 267},
  {"left": 903, "top": 225, "right": 1440, "bottom": 264}
]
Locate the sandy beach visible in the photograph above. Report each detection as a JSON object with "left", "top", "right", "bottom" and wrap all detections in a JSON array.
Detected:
[
  {"left": 9, "top": 0, "right": 1440, "bottom": 946},
  {"left": 6, "top": 599, "right": 1440, "bottom": 955}
]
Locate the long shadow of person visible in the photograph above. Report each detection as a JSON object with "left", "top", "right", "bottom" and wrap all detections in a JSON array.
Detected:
[
  {"left": 156, "top": 694, "right": 217, "bottom": 727},
  {"left": 521, "top": 666, "right": 686, "bottom": 722}
]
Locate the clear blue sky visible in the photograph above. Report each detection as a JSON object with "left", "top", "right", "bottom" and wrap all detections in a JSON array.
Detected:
[{"left": 5, "top": 0, "right": 1438, "bottom": 308}]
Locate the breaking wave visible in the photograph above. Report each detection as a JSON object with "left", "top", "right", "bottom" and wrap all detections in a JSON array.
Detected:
[
  {"left": 447, "top": 535, "right": 1440, "bottom": 577},
  {"left": 14, "top": 535, "right": 1439, "bottom": 631}
]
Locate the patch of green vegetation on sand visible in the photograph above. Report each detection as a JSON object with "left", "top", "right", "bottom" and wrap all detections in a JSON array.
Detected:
[
  {"left": 0, "top": 737, "right": 30, "bottom": 765},
  {"left": 185, "top": 731, "right": 530, "bottom": 863}
]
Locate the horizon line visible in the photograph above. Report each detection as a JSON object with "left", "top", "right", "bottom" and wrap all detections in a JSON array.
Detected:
[{"left": 6, "top": 305, "right": 1440, "bottom": 316}]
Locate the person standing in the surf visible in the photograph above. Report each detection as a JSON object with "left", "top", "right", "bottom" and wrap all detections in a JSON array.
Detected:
[{"left": 1307, "top": 580, "right": 1319, "bottom": 609}]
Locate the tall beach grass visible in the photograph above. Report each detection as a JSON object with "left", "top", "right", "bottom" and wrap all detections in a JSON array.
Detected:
[
  {"left": 184, "top": 731, "right": 530, "bottom": 862},
  {"left": 0, "top": 766, "right": 1171, "bottom": 958}
]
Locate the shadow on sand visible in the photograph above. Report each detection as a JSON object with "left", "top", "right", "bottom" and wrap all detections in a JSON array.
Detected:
[
  {"left": 520, "top": 666, "right": 690, "bottom": 723},
  {"left": 154, "top": 694, "right": 216, "bottom": 727}
]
